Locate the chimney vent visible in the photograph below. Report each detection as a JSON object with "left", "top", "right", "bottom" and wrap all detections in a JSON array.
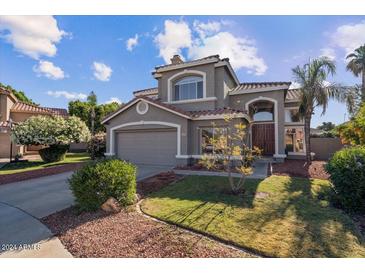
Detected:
[{"left": 170, "top": 55, "right": 184, "bottom": 65}]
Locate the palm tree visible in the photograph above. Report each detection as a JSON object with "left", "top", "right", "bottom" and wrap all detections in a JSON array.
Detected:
[
  {"left": 346, "top": 45, "right": 365, "bottom": 102},
  {"left": 292, "top": 57, "right": 348, "bottom": 163}
]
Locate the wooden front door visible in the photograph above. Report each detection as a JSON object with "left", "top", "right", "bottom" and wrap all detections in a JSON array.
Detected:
[{"left": 252, "top": 123, "right": 275, "bottom": 155}]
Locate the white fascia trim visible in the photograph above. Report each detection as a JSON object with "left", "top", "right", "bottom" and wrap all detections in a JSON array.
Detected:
[
  {"left": 155, "top": 58, "right": 219, "bottom": 73},
  {"left": 166, "top": 97, "right": 217, "bottom": 105},
  {"left": 245, "top": 96, "right": 279, "bottom": 156},
  {"left": 167, "top": 70, "right": 207, "bottom": 102},
  {"left": 108, "top": 121, "right": 182, "bottom": 157},
  {"left": 214, "top": 61, "right": 240, "bottom": 86},
  {"left": 102, "top": 97, "right": 190, "bottom": 124},
  {"left": 230, "top": 85, "right": 290, "bottom": 95}
]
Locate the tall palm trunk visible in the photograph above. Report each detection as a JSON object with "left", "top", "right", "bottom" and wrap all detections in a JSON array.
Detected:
[{"left": 304, "top": 115, "right": 311, "bottom": 163}]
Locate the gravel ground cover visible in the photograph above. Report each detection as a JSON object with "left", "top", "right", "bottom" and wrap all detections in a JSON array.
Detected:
[
  {"left": 272, "top": 160, "right": 329, "bottom": 179},
  {"left": 42, "top": 207, "right": 254, "bottom": 258}
]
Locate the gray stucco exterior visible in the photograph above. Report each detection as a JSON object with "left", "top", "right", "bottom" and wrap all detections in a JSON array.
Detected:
[{"left": 103, "top": 55, "right": 305, "bottom": 166}]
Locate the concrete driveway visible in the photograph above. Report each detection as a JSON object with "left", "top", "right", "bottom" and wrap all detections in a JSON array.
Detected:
[{"left": 0, "top": 164, "right": 171, "bottom": 257}]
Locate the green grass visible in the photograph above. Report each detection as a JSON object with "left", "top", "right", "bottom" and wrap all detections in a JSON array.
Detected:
[
  {"left": 141, "top": 175, "right": 365, "bottom": 257},
  {"left": 0, "top": 153, "right": 90, "bottom": 175}
]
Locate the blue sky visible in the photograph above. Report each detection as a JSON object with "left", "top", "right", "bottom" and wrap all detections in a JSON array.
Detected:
[{"left": 1, "top": 15, "right": 365, "bottom": 127}]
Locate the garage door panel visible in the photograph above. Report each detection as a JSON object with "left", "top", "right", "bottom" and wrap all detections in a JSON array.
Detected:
[{"left": 116, "top": 130, "right": 177, "bottom": 166}]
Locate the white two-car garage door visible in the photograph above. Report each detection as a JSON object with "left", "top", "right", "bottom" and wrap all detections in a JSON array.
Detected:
[{"left": 116, "top": 129, "right": 177, "bottom": 166}]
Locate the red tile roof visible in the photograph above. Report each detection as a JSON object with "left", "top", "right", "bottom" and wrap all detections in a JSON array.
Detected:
[
  {"left": 286, "top": 89, "right": 302, "bottom": 101},
  {"left": 188, "top": 107, "right": 247, "bottom": 118},
  {"left": 0, "top": 121, "right": 10, "bottom": 128},
  {"left": 230, "top": 82, "right": 291, "bottom": 94},
  {"left": 102, "top": 95, "right": 249, "bottom": 123},
  {"left": 11, "top": 102, "right": 68, "bottom": 117},
  {"left": 133, "top": 87, "right": 158, "bottom": 97}
]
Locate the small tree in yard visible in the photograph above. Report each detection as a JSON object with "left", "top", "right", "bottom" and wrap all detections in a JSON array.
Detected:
[
  {"left": 199, "top": 115, "right": 261, "bottom": 195},
  {"left": 12, "top": 115, "right": 90, "bottom": 162}
]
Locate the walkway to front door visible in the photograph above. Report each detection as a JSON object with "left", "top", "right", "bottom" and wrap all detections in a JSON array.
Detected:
[{"left": 252, "top": 123, "right": 275, "bottom": 155}]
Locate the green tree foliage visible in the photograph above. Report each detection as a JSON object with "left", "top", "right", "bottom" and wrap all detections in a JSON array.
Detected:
[
  {"left": 346, "top": 44, "right": 365, "bottom": 102},
  {"left": 317, "top": 122, "right": 336, "bottom": 131},
  {"left": 0, "top": 82, "right": 37, "bottom": 105},
  {"left": 292, "top": 57, "right": 350, "bottom": 162},
  {"left": 68, "top": 92, "right": 120, "bottom": 132},
  {"left": 336, "top": 103, "right": 365, "bottom": 146}
]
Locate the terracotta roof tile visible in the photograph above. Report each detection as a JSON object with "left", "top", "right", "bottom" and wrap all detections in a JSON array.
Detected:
[
  {"left": 188, "top": 107, "right": 247, "bottom": 118},
  {"left": 286, "top": 89, "right": 302, "bottom": 101},
  {"left": 11, "top": 102, "right": 68, "bottom": 117},
  {"left": 133, "top": 87, "right": 158, "bottom": 97},
  {"left": 230, "top": 82, "right": 291, "bottom": 94},
  {"left": 0, "top": 121, "right": 10, "bottom": 128}
]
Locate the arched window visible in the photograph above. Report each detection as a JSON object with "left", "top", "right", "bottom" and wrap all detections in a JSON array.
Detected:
[
  {"left": 174, "top": 76, "right": 203, "bottom": 101},
  {"left": 249, "top": 100, "right": 274, "bottom": 122}
]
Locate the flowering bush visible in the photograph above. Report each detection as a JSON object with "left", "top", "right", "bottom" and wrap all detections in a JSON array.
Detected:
[
  {"left": 12, "top": 115, "right": 90, "bottom": 146},
  {"left": 12, "top": 115, "right": 91, "bottom": 162}
]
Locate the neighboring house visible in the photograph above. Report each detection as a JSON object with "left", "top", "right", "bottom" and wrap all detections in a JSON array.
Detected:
[
  {"left": 0, "top": 87, "right": 68, "bottom": 158},
  {"left": 102, "top": 55, "right": 305, "bottom": 166}
]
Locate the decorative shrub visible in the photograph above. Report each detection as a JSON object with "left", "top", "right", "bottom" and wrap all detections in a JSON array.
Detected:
[
  {"left": 39, "top": 144, "right": 69, "bottom": 163},
  {"left": 326, "top": 146, "right": 365, "bottom": 212},
  {"left": 87, "top": 132, "right": 106, "bottom": 158},
  {"left": 12, "top": 115, "right": 90, "bottom": 162},
  {"left": 12, "top": 115, "right": 90, "bottom": 146},
  {"left": 69, "top": 158, "right": 137, "bottom": 212}
]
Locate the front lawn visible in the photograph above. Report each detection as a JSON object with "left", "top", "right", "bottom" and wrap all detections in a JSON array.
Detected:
[
  {"left": 0, "top": 153, "right": 90, "bottom": 175},
  {"left": 141, "top": 175, "right": 365, "bottom": 257}
]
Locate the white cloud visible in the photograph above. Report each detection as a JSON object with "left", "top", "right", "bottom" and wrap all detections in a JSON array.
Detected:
[
  {"left": 154, "top": 20, "right": 192, "bottom": 63},
  {"left": 331, "top": 21, "right": 365, "bottom": 54},
  {"left": 92, "top": 62, "right": 112, "bottom": 81},
  {"left": 33, "top": 60, "right": 65, "bottom": 80},
  {"left": 189, "top": 32, "right": 267, "bottom": 75},
  {"left": 47, "top": 91, "right": 87, "bottom": 100},
  {"left": 0, "top": 15, "right": 67, "bottom": 59},
  {"left": 105, "top": 97, "right": 122, "bottom": 104},
  {"left": 126, "top": 34, "right": 139, "bottom": 51},
  {"left": 193, "top": 20, "right": 222, "bottom": 38},
  {"left": 320, "top": 48, "right": 336, "bottom": 61},
  {"left": 154, "top": 19, "right": 267, "bottom": 75}
]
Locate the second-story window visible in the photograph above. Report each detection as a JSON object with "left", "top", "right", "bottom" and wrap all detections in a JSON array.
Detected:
[{"left": 174, "top": 76, "right": 203, "bottom": 101}]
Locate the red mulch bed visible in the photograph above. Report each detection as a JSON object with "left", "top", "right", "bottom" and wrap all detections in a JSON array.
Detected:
[
  {"left": 137, "top": 171, "right": 184, "bottom": 197},
  {"left": 42, "top": 207, "right": 253, "bottom": 258},
  {"left": 0, "top": 163, "right": 85, "bottom": 185},
  {"left": 271, "top": 160, "right": 330, "bottom": 180}
]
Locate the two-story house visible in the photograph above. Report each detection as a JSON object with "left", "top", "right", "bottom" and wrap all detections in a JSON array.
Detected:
[
  {"left": 102, "top": 55, "right": 304, "bottom": 166},
  {"left": 0, "top": 87, "right": 68, "bottom": 158}
]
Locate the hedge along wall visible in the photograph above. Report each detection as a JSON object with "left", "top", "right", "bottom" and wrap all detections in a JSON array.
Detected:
[{"left": 310, "top": 137, "right": 344, "bottom": 160}]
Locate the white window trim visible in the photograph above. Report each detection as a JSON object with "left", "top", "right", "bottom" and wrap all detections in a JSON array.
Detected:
[
  {"left": 199, "top": 127, "right": 228, "bottom": 154},
  {"left": 167, "top": 70, "right": 206, "bottom": 103},
  {"left": 136, "top": 101, "right": 149, "bottom": 115},
  {"left": 107, "top": 121, "right": 182, "bottom": 157},
  {"left": 245, "top": 96, "right": 279, "bottom": 156},
  {"left": 285, "top": 125, "right": 306, "bottom": 155}
]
